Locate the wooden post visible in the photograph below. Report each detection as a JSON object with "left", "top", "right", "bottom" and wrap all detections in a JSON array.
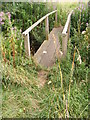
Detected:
[
  {"left": 67, "top": 21, "right": 70, "bottom": 40},
  {"left": 62, "top": 33, "right": 68, "bottom": 57},
  {"left": 55, "top": 11, "right": 57, "bottom": 25},
  {"left": 23, "top": 33, "right": 30, "bottom": 57},
  {"left": 45, "top": 16, "right": 49, "bottom": 40}
]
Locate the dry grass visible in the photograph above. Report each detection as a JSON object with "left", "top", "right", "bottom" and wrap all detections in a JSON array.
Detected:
[{"left": 2, "top": 87, "right": 39, "bottom": 117}]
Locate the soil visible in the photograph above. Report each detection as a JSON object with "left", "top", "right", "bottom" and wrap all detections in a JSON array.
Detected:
[{"left": 37, "top": 70, "right": 48, "bottom": 88}]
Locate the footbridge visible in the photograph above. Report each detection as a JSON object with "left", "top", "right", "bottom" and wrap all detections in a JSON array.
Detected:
[{"left": 23, "top": 10, "right": 73, "bottom": 67}]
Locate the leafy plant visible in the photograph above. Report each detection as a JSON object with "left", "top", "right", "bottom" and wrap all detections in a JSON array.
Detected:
[
  {"left": 71, "top": 3, "right": 89, "bottom": 36},
  {"left": 0, "top": 11, "right": 24, "bottom": 67}
]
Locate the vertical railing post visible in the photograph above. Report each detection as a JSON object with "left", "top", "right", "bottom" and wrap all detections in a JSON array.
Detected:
[
  {"left": 45, "top": 16, "right": 49, "bottom": 40},
  {"left": 55, "top": 11, "right": 57, "bottom": 25},
  {"left": 23, "top": 33, "right": 30, "bottom": 57},
  {"left": 62, "top": 33, "right": 68, "bottom": 57},
  {"left": 67, "top": 21, "right": 70, "bottom": 40}
]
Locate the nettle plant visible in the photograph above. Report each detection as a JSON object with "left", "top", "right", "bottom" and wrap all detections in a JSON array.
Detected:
[{"left": 0, "top": 11, "right": 24, "bottom": 67}]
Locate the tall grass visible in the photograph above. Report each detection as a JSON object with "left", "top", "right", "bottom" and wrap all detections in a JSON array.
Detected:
[{"left": 68, "top": 46, "right": 76, "bottom": 109}]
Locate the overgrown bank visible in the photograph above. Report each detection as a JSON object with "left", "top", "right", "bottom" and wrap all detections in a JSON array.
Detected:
[{"left": 1, "top": 2, "right": 89, "bottom": 118}]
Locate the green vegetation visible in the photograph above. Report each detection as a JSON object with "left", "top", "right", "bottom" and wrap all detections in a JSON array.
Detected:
[{"left": 1, "top": 2, "right": 89, "bottom": 118}]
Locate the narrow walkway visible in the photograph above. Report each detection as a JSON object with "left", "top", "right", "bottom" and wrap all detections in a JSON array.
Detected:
[{"left": 34, "top": 26, "right": 63, "bottom": 67}]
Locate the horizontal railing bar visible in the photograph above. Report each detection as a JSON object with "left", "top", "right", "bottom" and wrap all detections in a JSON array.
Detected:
[
  {"left": 23, "top": 10, "right": 57, "bottom": 35},
  {"left": 62, "top": 10, "right": 73, "bottom": 36}
]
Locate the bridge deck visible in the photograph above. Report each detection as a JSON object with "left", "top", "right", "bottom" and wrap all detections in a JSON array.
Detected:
[{"left": 34, "top": 26, "right": 63, "bottom": 67}]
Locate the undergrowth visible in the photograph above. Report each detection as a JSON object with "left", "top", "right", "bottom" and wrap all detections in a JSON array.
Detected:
[
  {"left": 2, "top": 37, "right": 89, "bottom": 118},
  {"left": 1, "top": 2, "right": 89, "bottom": 119}
]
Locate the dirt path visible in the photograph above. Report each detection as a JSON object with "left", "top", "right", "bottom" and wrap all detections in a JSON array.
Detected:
[{"left": 37, "top": 70, "right": 48, "bottom": 88}]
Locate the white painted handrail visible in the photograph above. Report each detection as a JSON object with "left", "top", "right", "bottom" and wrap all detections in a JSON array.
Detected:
[
  {"left": 62, "top": 10, "right": 73, "bottom": 35},
  {"left": 62, "top": 10, "right": 73, "bottom": 57},
  {"left": 23, "top": 10, "right": 57, "bottom": 35}
]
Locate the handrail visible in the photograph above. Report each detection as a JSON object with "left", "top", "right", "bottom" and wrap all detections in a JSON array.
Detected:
[
  {"left": 23, "top": 9, "right": 57, "bottom": 57},
  {"left": 62, "top": 10, "right": 73, "bottom": 36},
  {"left": 23, "top": 10, "right": 57, "bottom": 35},
  {"left": 62, "top": 10, "right": 73, "bottom": 57}
]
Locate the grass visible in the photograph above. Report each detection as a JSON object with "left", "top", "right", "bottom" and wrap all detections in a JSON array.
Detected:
[
  {"left": 2, "top": 60, "right": 40, "bottom": 117},
  {"left": 57, "top": 2, "right": 79, "bottom": 26},
  {"left": 2, "top": 38, "right": 89, "bottom": 118},
  {"left": 1, "top": 2, "right": 89, "bottom": 118},
  {"left": 2, "top": 86, "right": 39, "bottom": 117}
]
